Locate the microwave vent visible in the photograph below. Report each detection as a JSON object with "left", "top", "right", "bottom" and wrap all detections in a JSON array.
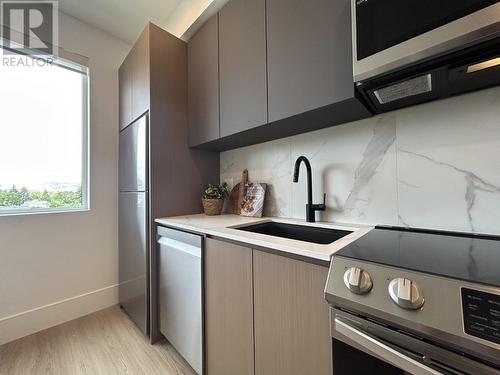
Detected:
[{"left": 373, "top": 74, "right": 432, "bottom": 104}]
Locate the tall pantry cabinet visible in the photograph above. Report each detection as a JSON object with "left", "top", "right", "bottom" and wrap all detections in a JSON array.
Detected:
[{"left": 118, "top": 23, "right": 219, "bottom": 342}]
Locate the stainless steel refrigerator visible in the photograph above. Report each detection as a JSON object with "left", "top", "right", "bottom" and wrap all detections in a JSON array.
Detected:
[{"left": 119, "top": 113, "right": 149, "bottom": 335}]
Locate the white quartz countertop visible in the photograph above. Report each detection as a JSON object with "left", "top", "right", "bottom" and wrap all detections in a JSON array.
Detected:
[{"left": 155, "top": 214, "right": 373, "bottom": 262}]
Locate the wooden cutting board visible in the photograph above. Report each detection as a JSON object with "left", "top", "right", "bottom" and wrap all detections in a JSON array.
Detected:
[{"left": 229, "top": 170, "right": 248, "bottom": 214}]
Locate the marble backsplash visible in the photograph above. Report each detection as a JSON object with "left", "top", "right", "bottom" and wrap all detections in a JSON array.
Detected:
[{"left": 220, "top": 86, "right": 500, "bottom": 235}]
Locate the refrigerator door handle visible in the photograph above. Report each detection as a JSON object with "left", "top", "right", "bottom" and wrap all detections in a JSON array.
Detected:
[{"left": 119, "top": 114, "right": 148, "bottom": 192}]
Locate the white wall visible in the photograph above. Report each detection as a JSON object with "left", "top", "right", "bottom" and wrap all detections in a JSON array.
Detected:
[
  {"left": 0, "top": 13, "right": 130, "bottom": 345},
  {"left": 221, "top": 86, "right": 500, "bottom": 235}
]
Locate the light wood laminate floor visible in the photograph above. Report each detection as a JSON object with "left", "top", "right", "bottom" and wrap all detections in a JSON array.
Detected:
[{"left": 0, "top": 306, "right": 196, "bottom": 375}]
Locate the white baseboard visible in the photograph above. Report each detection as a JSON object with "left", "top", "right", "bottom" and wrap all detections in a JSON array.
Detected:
[{"left": 0, "top": 284, "right": 119, "bottom": 346}]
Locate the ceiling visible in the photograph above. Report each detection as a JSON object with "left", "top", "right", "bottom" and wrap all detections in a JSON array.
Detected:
[{"left": 58, "top": 0, "right": 216, "bottom": 44}]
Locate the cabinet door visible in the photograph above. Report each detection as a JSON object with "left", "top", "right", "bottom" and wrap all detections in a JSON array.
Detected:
[
  {"left": 253, "top": 251, "right": 332, "bottom": 375},
  {"left": 188, "top": 15, "right": 220, "bottom": 147},
  {"left": 266, "top": 0, "right": 354, "bottom": 122},
  {"left": 131, "top": 27, "right": 150, "bottom": 122},
  {"left": 119, "top": 55, "right": 132, "bottom": 130},
  {"left": 205, "top": 239, "right": 254, "bottom": 375},
  {"left": 219, "top": 0, "right": 267, "bottom": 137}
]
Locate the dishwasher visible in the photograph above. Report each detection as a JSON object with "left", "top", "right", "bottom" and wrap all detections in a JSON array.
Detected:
[{"left": 157, "top": 226, "right": 203, "bottom": 374}]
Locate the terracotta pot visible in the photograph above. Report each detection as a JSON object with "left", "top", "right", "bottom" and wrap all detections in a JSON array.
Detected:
[{"left": 202, "top": 199, "right": 224, "bottom": 216}]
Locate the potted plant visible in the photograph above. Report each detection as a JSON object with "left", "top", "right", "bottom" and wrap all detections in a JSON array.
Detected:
[{"left": 202, "top": 182, "right": 228, "bottom": 216}]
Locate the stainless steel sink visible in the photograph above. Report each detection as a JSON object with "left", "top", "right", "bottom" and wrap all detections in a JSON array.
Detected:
[{"left": 235, "top": 221, "right": 351, "bottom": 245}]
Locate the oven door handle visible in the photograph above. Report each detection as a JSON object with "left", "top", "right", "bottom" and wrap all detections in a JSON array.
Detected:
[{"left": 334, "top": 318, "right": 443, "bottom": 375}]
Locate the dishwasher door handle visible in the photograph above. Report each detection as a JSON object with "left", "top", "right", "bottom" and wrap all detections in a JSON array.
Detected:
[
  {"left": 334, "top": 318, "right": 443, "bottom": 375},
  {"left": 157, "top": 236, "right": 201, "bottom": 258}
]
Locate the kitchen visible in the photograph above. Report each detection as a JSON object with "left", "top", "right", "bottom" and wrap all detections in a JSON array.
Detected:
[{"left": 0, "top": 0, "right": 499, "bottom": 374}]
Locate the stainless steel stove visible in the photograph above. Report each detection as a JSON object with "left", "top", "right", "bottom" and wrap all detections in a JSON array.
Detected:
[{"left": 325, "top": 226, "right": 500, "bottom": 375}]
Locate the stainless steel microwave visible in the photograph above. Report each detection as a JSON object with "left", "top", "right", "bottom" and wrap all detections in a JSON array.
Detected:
[{"left": 352, "top": 0, "right": 500, "bottom": 82}]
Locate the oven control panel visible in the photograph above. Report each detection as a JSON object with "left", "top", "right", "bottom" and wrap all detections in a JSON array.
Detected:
[{"left": 462, "top": 288, "right": 500, "bottom": 345}]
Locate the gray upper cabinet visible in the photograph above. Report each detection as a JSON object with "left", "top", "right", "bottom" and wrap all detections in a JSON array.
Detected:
[
  {"left": 119, "top": 26, "right": 150, "bottom": 130},
  {"left": 131, "top": 28, "right": 150, "bottom": 123},
  {"left": 187, "top": 0, "right": 371, "bottom": 150},
  {"left": 188, "top": 15, "right": 220, "bottom": 147},
  {"left": 266, "top": 0, "right": 354, "bottom": 123},
  {"left": 119, "top": 56, "right": 132, "bottom": 130},
  {"left": 219, "top": 0, "right": 267, "bottom": 138}
]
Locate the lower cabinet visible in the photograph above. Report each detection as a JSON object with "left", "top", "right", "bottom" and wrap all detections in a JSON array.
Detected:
[
  {"left": 204, "top": 238, "right": 332, "bottom": 375},
  {"left": 253, "top": 250, "right": 332, "bottom": 375},
  {"left": 205, "top": 238, "right": 254, "bottom": 375}
]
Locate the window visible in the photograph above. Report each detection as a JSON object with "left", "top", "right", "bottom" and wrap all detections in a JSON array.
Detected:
[{"left": 0, "top": 48, "right": 89, "bottom": 215}]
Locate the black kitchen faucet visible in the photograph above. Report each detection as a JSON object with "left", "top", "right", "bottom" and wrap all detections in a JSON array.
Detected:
[{"left": 293, "top": 156, "right": 326, "bottom": 223}]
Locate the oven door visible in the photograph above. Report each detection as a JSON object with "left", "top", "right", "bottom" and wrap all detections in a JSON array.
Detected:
[
  {"left": 333, "top": 338, "right": 406, "bottom": 375},
  {"left": 331, "top": 309, "right": 500, "bottom": 375},
  {"left": 352, "top": 0, "right": 500, "bottom": 81}
]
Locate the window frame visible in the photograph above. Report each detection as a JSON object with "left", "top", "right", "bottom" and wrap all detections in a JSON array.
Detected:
[{"left": 0, "top": 48, "right": 91, "bottom": 217}]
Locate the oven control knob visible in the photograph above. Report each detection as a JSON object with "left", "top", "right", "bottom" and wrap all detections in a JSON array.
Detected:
[
  {"left": 343, "top": 267, "right": 373, "bottom": 295},
  {"left": 388, "top": 278, "right": 425, "bottom": 310}
]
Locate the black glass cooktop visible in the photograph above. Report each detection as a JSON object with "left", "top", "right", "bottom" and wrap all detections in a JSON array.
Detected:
[{"left": 336, "top": 226, "right": 500, "bottom": 287}]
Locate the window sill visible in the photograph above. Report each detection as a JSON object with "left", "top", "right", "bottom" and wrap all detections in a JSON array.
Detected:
[{"left": 0, "top": 207, "right": 90, "bottom": 218}]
